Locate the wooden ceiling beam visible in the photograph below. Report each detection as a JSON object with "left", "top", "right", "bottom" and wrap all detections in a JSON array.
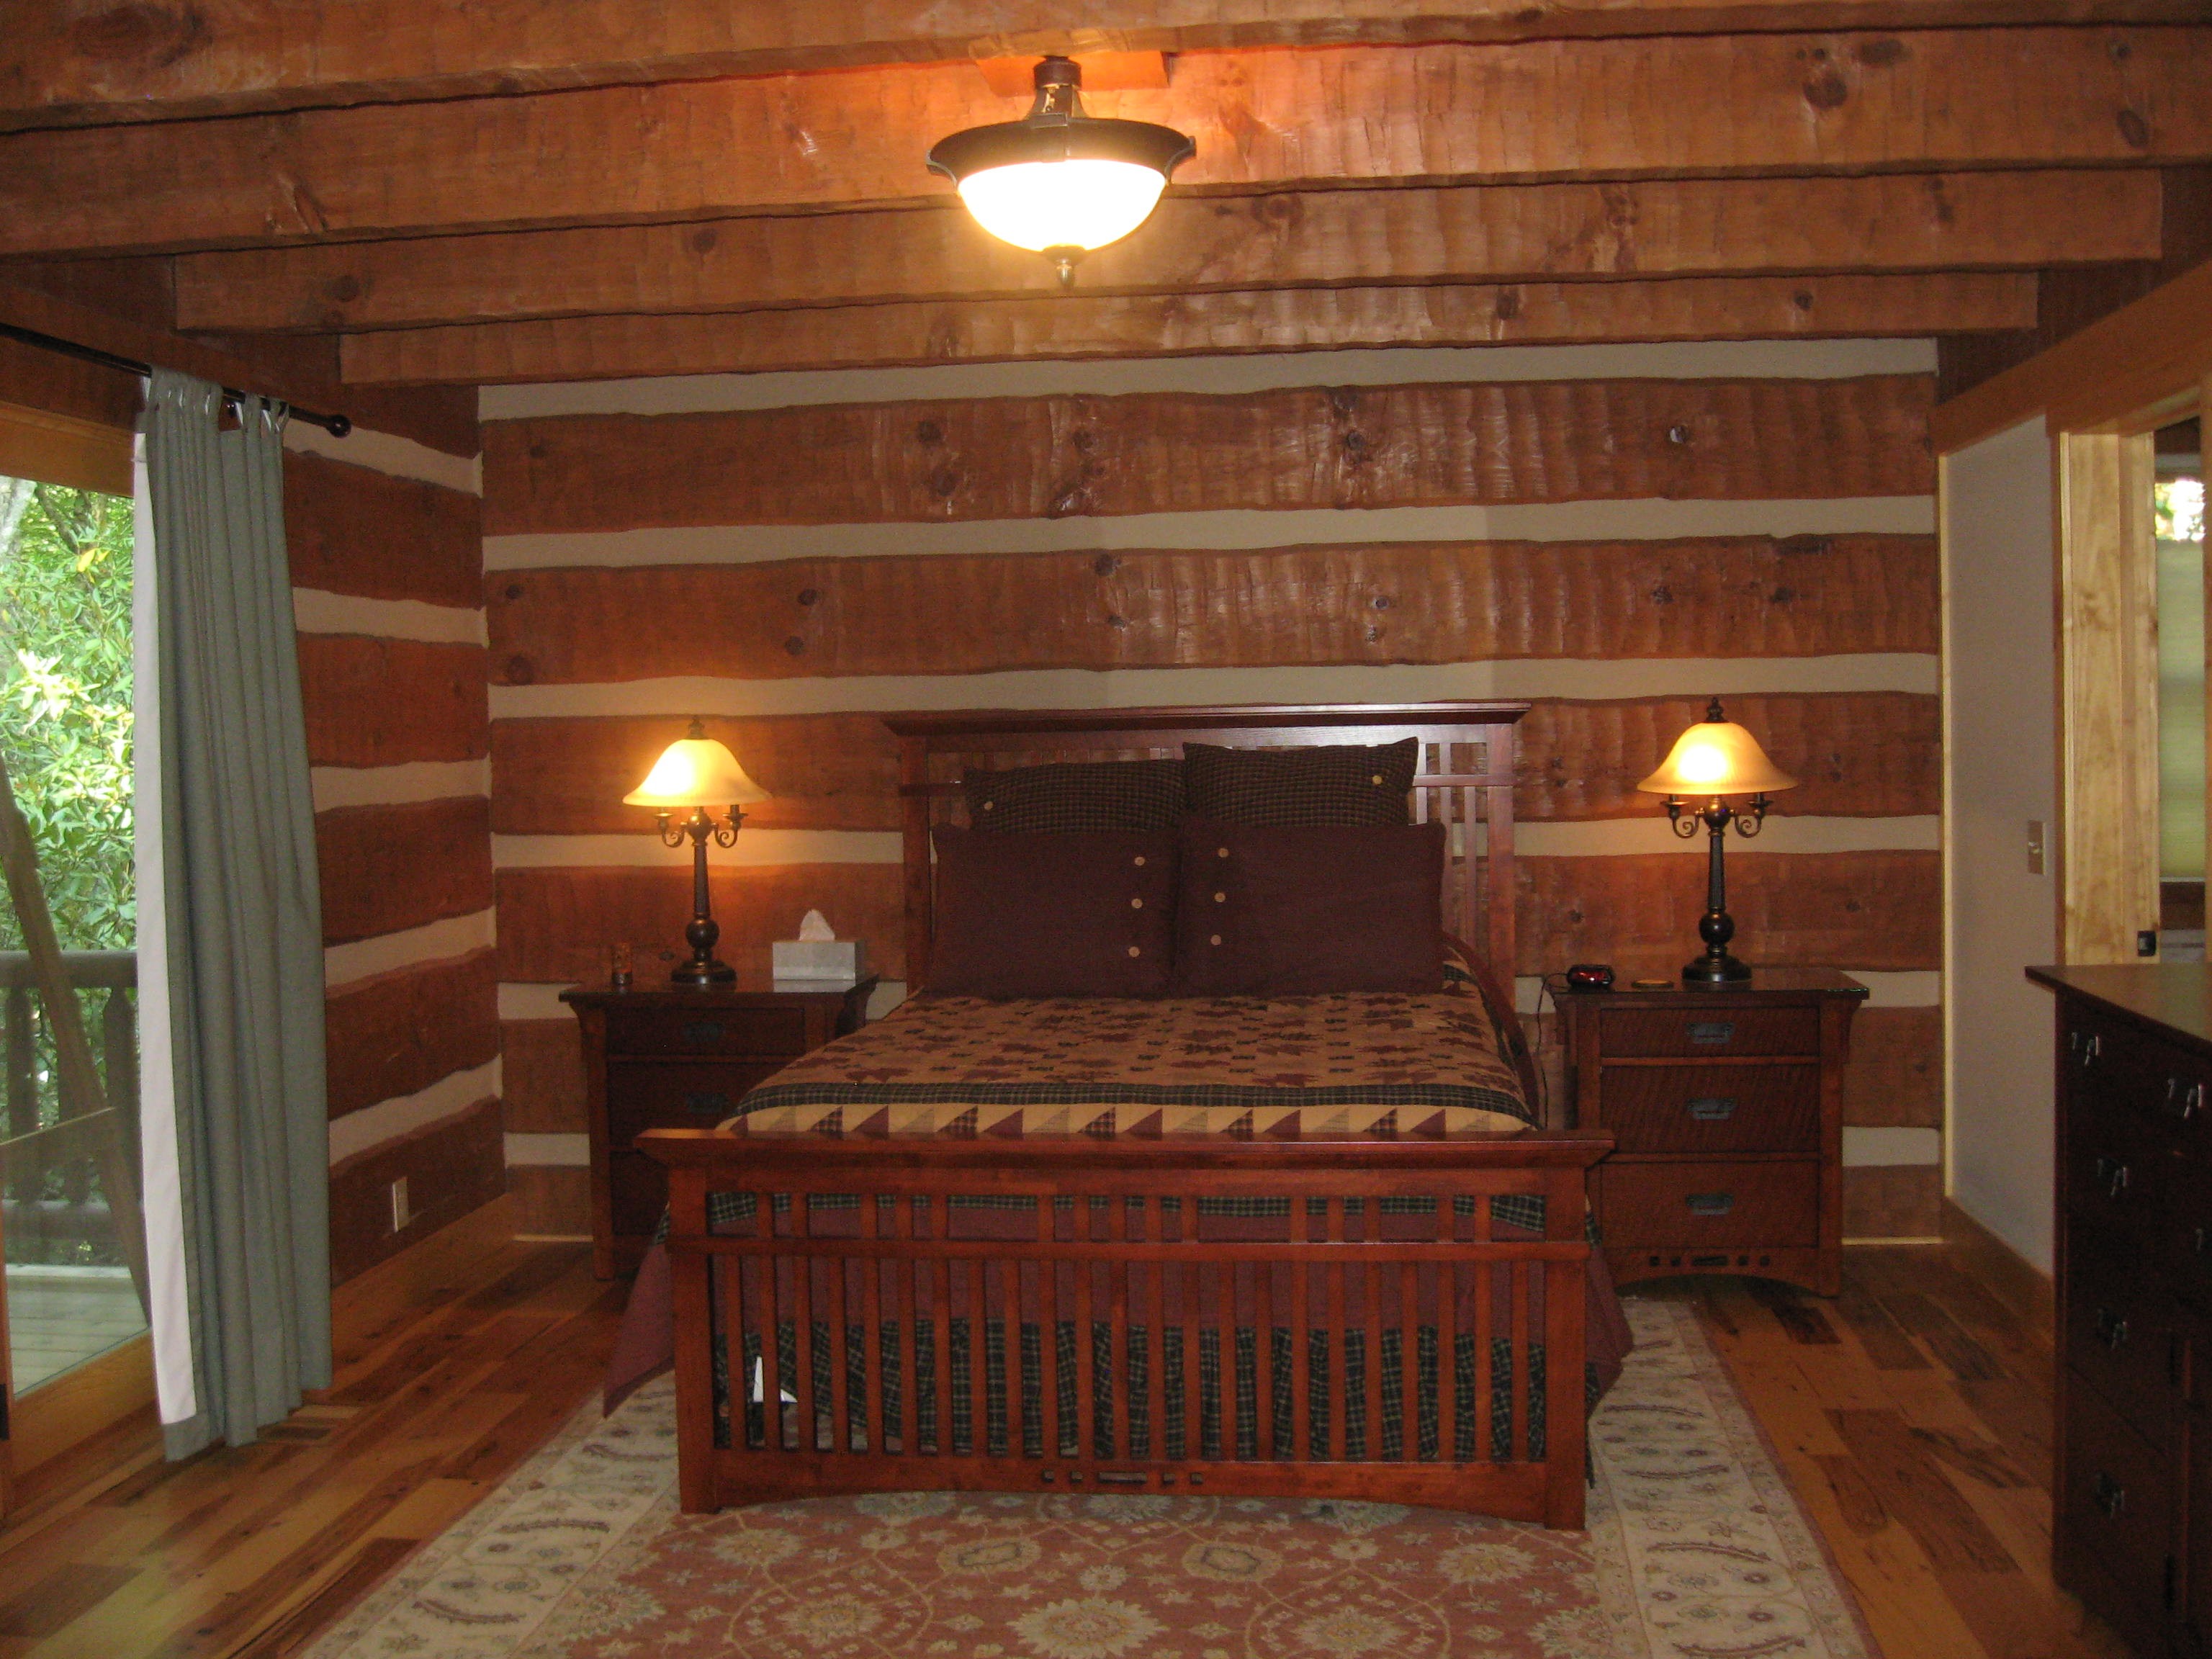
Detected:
[
  {"left": 181, "top": 171, "right": 2154, "bottom": 334},
  {"left": 3, "top": 29, "right": 2207, "bottom": 258},
  {"left": 4, "top": 2, "right": 2200, "bottom": 134},
  {"left": 341, "top": 274, "right": 2038, "bottom": 385}
]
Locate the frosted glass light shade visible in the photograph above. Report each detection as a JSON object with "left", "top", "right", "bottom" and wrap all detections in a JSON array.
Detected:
[
  {"left": 957, "top": 157, "right": 1169, "bottom": 253},
  {"left": 624, "top": 737, "right": 768, "bottom": 808},
  {"left": 1637, "top": 716, "right": 1798, "bottom": 797}
]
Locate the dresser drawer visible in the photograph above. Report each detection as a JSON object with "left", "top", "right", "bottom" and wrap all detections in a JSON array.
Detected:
[
  {"left": 1595, "top": 1005, "right": 1820, "bottom": 1059},
  {"left": 2067, "top": 1219, "right": 2182, "bottom": 1445},
  {"left": 2063, "top": 1101, "right": 2172, "bottom": 1242},
  {"left": 604, "top": 1004, "right": 809, "bottom": 1058},
  {"left": 1598, "top": 1161, "right": 1820, "bottom": 1248},
  {"left": 2059, "top": 1373, "right": 2175, "bottom": 1650},
  {"left": 607, "top": 1060, "right": 791, "bottom": 1143},
  {"left": 1597, "top": 1064, "right": 1820, "bottom": 1154}
]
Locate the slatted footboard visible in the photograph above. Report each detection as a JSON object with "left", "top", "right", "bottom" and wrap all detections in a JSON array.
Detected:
[{"left": 645, "top": 1131, "right": 1613, "bottom": 1529}]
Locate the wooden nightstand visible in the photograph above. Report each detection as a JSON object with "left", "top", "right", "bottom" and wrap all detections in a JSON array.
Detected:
[
  {"left": 1555, "top": 968, "right": 1864, "bottom": 1298},
  {"left": 562, "top": 974, "right": 877, "bottom": 1277}
]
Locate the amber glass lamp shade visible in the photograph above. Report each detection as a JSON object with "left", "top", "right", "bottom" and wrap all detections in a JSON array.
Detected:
[
  {"left": 624, "top": 736, "right": 768, "bottom": 809},
  {"left": 1637, "top": 716, "right": 1799, "bottom": 799}
]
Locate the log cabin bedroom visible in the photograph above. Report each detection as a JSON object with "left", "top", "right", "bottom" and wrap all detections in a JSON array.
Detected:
[{"left": 0, "top": 7, "right": 2207, "bottom": 1658}]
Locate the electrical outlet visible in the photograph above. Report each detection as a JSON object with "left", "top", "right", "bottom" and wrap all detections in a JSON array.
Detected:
[
  {"left": 390, "top": 1177, "right": 411, "bottom": 1233},
  {"left": 2027, "top": 819, "right": 2046, "bottom": 876},
  {"left": 2140, "top": 929, "right": 2160, "bottom": 958}
]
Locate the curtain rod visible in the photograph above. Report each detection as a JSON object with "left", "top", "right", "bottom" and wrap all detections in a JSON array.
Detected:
[{"left": 0, "top": 320, "right": 351, "bottom": 438}]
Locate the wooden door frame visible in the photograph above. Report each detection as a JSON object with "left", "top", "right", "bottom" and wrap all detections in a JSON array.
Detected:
[{"left": 1934, "top": 261, "right": 2212, "bottom": 966}]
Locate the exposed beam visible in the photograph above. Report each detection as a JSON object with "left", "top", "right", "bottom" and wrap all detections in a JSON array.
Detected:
[
  {"left": 343, "top": 274, "right": 2037, "bottom": 385},
  {"left": 181, "top": 171, "right": 2144, "bottom": 335},
  {"left": 4, "top": 2, "right": 2200, "bottom": 133},
  {"left": 4, "top": 30, "right": 2208, "bottom": 257}
]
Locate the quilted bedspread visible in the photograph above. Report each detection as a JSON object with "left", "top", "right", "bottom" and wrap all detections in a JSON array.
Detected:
[{"left": 721, "top": 988, "right": 1534, "bottom": 1141}]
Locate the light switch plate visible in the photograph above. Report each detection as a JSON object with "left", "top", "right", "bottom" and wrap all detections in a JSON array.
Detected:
[{"left": 390, "top": 1177, "right": 412, "bottom": 1233}]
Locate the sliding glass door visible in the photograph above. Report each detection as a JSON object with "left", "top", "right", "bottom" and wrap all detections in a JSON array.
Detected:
[{"left": 0, "top": 412, "right": 150, "bottom": 1503}]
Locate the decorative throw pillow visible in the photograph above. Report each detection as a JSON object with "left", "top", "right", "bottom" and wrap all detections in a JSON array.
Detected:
[
  {"left": 930, "top": 827, "right": 1177, "bottom": 998},
  {"left": 963, "top": 760, "right": 1185, "bottom": 833},
  {"left": 1182, "top": 737, "right": 1418, "bottom": 827},
  {"left": 1172, "top": 818, "right": 1444, "bottom": 997}
]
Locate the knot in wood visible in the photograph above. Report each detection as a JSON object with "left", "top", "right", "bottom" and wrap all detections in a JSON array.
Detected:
[
  {"left": 1854, "top": 37, "right": 1906, "bottom": 66},
  {"left": 915, "top": 420, "right": 943, "bottom": 445},
  {"left": 1342, "top": 431, "right": 1368, "bottom": 454},
  {"left": 1771, "top": 586, "right": 1796, "bottom": 605},
  {"left": 796, "top": 588, "right": 819, "bottom": 607},
  {"left": 690, "top": 227, "right": 719, "bottom": 253},
  {"left": 1326, "top": 387, "right": 1359, "bottom": 419},
  {"left": 1070, "top": 429, "right": 1097, "bottom": 453},
  {"left": 1106, "top": 614, "right": 1129, "bottom": 629},
  {"left": 503, "top": 583, "right": 524, "bottom": 601},
  {"left": 1493, "top": 288, "right": 1522, "bottom": 321},
  {"left": 2117, "top": 108, "right": 2152, "bottom": 149},
  {"left": 928, "top": 466, "right": 961, "bottom": 498},
  {"left": 1666, "top": 424, "right": 1692, "bottom": 446},
  {"left": 1371, "top": 595, "right": 1392, "bottom": 611},
  {"left": 1092, "top": 554, "right": 1120, "bottom": 577},
  {"left": 328, "top": 274, "right": 361, "bottom": 302},
  {"left": 1802, "top": 68, "right": 1848, "bottom": 110},
  {"left": 1046, "top": 483, "right": 1089, "bottom": 519},
  {"left": 783, "top": 636, "right": 806, "bottom": 656},
  {"left": 503, "top": 655, "right": 534, "bottom": 684}
]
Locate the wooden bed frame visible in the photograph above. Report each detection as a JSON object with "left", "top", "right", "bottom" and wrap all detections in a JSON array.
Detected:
[{"left": 644, "top": 703, "right": 1612, "bottom": 1529}]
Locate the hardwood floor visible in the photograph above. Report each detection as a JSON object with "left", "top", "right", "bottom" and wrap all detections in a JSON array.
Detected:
[{"left": 0, "top": 1238, "right": 2125, "bottom": 1659}]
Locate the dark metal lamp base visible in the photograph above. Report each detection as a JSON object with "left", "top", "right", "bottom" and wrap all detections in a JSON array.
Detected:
[
  {"left": 670, "top": 957, "right": 737, "bottom": 987},
  {"left": 1683, "top": 953, "right": 1753, "bottom": 984}
]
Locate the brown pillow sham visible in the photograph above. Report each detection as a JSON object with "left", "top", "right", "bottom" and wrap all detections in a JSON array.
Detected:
[
  {"left": 1182, "top": 737, "right": 1418, "bottom": 827},
  {"left": 1172, "top": 817, "right": 1445, "bottom": 997},
  {"left": 930, "top": 827, "right": 1177, "bottom": 998},
  {"left": 963, "top": 759, "right": 1185, "bottom": 833}
]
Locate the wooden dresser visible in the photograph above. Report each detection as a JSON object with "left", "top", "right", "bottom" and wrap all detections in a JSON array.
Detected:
[
  {"left": 2030, "top": 963, "right": 2212, "bottom": 1658},
  {"left": 563, "top": 976, "right": 876, "bottom": 1277},
  {"left": 1557, "top": 969, "right": 1865, "bottom": 1298}
]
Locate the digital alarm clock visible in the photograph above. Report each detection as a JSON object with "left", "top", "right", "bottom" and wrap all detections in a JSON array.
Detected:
[{"left": 1563, "top": 963, "right": 1616, "bottom": 992}]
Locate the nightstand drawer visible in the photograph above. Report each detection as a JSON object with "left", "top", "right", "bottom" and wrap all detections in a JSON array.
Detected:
[
  {"left": 1596, "top": 1005, "right": 1820, "bottom": 1058},
  {"left": 604, "top": 1005, "right": 808, "bottom": 1058},
  {"left": 1598, "top": 1161, "right": 1820, "bottom": 1248},
  {"left": 1598, "top": 1064, "right": 1820, "bottom": 1153},
  {"left": 607, "top": 1060, "right": 791, "bottom": 1142}
]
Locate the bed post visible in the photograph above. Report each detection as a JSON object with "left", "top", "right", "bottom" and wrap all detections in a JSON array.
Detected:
[{"left": 899, "top": 732, "right": 933, "bottom": 992}]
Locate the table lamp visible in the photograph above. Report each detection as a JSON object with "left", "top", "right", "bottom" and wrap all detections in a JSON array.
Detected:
[
  {"left": 1637, "top": 698, "right": 1797, "bottom": 984},
  {"left": 624, "top": 719, "right": 770, "bottom": 986}
]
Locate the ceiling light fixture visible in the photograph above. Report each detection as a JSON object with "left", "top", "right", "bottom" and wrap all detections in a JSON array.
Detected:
[{"left": 927, "top": 55, "right": 1195, "bottom": 289}]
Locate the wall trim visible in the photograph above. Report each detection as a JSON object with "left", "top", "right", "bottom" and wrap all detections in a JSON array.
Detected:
[
  {"left": 330, "top": 1191, "right": 516, "bottom": 1361},
  {"left": 1941, "top": 1195, "right": 2055, "bottom": 1339}
]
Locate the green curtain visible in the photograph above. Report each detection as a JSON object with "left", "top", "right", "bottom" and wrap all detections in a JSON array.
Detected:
[{"left": 144, "top": 368, "right": 329, "bottom": 1457}]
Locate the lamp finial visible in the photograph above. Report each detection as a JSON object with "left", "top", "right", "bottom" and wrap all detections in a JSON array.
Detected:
[{"left": 1704, "top": 696, "right": 1727, "bottom": 723}]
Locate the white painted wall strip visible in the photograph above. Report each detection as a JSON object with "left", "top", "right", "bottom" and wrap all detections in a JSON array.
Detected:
[
  {"left": 505, "top": 1132, "right": 588, "bottom": 1167},
  {"left": 1519, "top": 816, "right": 1938, "bottom": 858},
  {"left": 485, "top": 497, "right": 1936, "bottom": 571},
  {"left": 482, "top": 338, "right": 1936, "bottom": 421},
  {"left": 495, "top": 819, "right": 1933, "bottom": 872},
  {"left": 328, "top": 1058, "right": 502, "bottom": 1166},
  {"left": 325, "top": 906, "right": 498, "bottom": 989},
  {"left": 313, "top": 760, "right": 490, "bottom": 811},
  {"left": 1842, "top": 1126, "right": 1943, "bottom": 1167},
  {"left": 294, "top": 588, "right": 487, "bottom": 645},
  {"left": 284, "top": 420, "right": 483, "bottom": 495},
  {"left": 490, "top": 655, "right": 1940, "bottom": 722}
]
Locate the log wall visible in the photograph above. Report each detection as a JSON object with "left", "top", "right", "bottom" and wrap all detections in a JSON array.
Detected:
[
  {"left": 481, "top": 337, "right": 1947, "bottom": 1240},
  {"left": 287, "top": 429, "right": 503, "bottom": 1285}
]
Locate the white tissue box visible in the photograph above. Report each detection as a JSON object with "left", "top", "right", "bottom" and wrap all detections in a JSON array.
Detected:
[{"left": 772, "top": 939, "right": 867, "bottom": 981}]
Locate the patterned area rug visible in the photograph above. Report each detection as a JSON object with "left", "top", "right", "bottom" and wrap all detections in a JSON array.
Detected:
[{"left": 305, "top": 1299, "right": 1872, "bottom": 1659}]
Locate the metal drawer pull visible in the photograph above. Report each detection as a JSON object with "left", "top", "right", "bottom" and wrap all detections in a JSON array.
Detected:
[
  {"left": 2094, "top": 1156, "right": 2131, "bottom": 1200},
  {"left": 2094, "top": 1307, "right": 2130, "bottom": 1349},
  {"left": 1686, "top": 1192, "right": 1735, "bottom": 1217},
  {"left": 1689, "top": 1021, "right": 1735, "bottom": 1046},
  {"left": 2071, "top": 1030, "right": 2103, "bottom": 1065},
  {"left": 680, "top": 1020, "right": 727, "bottom": 1045},
  {"left": 684, "top": 1091, "right": 734, "bottom": 1116},
  {"left": 1686, "top": 1097, "right": 1737, "bottom": 1121},
  {"left": 2093, "top": 1471, "right": 2126, "bottom": 1519},
  {"left": 2165, "top": 1076, "right": 2205, "bottom": 1120}
]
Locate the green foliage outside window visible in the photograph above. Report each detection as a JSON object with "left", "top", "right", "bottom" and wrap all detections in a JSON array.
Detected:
[{"left": 0, "top": 477, "right": 135, "bottom": 953}]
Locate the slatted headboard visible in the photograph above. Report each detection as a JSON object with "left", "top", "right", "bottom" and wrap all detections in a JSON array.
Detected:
[{"left": 884, "top": 703, "right": 1528, "bottom": 992}]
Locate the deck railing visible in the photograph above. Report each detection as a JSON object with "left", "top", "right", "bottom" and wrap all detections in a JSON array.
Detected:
[{"left": 0, "top": 950, "right": 139, "bottom": 1265}]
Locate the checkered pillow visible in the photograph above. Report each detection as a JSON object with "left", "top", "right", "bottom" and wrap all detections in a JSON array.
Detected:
[
  {"left": 963, "top": 760, "right": 1185, "bottom": 832},
  {"left": 1183, "top": 738, "right": 1417, "bottom": 827}
]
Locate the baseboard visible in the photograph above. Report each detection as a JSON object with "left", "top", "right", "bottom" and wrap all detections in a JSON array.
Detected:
[
  {"left": 1940, "top": 1197, "right": 2054, "bottom": 1339},
  {"left": 331, "top": 1191, "right": 516, "bottom": 1362}
]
